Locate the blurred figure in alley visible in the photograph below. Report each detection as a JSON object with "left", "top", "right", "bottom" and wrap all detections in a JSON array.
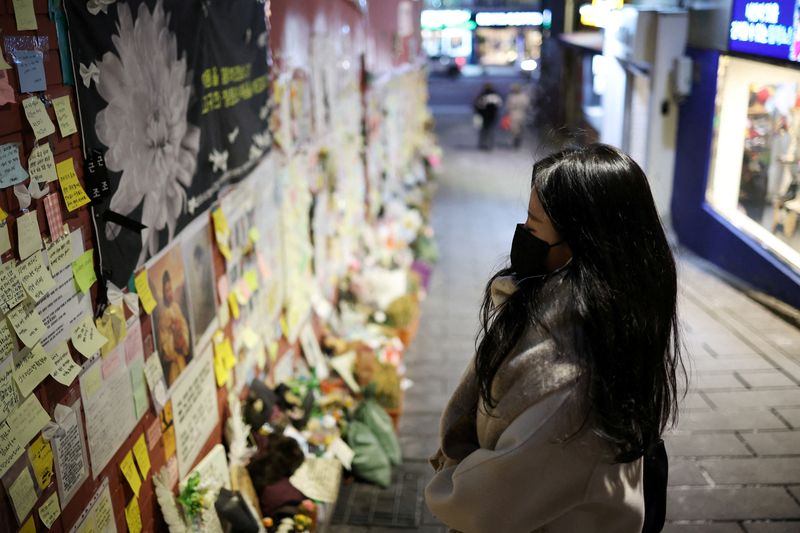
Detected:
[
  {"left": 506, "top": 83, "right": 530, "bottom": 149},
  {"left": 473, "top": 83, "right": 503, "bottom": 150}
]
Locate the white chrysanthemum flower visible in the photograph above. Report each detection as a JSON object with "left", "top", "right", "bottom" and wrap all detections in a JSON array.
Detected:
[{"left": 95, "top": 0, "right": 200, "bottom": 264}]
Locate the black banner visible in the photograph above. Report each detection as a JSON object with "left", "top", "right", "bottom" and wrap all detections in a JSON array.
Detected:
[{"left": 66, "top": 0, "right": 270, "bottom": 286}]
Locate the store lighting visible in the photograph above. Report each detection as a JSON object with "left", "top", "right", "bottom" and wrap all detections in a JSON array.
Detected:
[
  {"left": 420, "top": 9, "right": 471, "bottom": 30},
  {"left": 579, "top": 0, "right": 623, "bottom": 28},
  {"left": 520, "top": 59, "right": 538, "bottom": 71},
  {"left": 474, "top": 12, "right": 544, "bottom": 27}
]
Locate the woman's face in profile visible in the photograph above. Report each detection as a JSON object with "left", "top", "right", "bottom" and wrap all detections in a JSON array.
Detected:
[{"left": 525, "top": 189, "right": 573, "bottom": 272}]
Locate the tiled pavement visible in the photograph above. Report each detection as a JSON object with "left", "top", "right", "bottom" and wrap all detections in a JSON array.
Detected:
[{"left": 329, "top": 112, "right": 800, "bottom": 532}]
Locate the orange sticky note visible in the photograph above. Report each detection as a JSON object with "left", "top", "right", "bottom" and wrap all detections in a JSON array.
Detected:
[{"left": 120, "top": 450, "right": 142, "bottom": 496}]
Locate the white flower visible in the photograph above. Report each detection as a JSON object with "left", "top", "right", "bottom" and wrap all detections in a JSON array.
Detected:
[
  {"left": 208, "top": 149, "right": 228, "bottom": 173},
  {"left": 95, "top": 0, "right": 200, "bottom": 264},
  {"left": 227, "top": 127, "right": 239, "bottom": 144},
  {"left": 87, "top": 0, "right": 115, "bottom": 16}
]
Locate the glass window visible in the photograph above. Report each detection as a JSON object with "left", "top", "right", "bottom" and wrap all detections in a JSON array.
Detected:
[{"left": 707, "top": 55, "right": 800, "bottom": 270}]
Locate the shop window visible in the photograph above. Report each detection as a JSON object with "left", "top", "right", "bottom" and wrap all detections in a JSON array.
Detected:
[{"left": 707, "top": 55, "right": 800, "bottom": 270}]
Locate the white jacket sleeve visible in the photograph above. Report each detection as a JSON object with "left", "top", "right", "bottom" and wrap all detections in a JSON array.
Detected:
[{"left": 424, "top": 387, "right": 643, "bottom": 533}]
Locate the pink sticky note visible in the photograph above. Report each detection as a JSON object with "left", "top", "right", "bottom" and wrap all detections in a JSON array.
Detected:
[
  {"left": 124, "top": 320, "right": 144, "bottom": 365},
  {"left": 217, "top": 275, "right": 229, "bottom": 301},
  {"left": 101, "top": 347, "right": 122, "bottom": 378},
  {"left": 0, "top": 71, "right": 14, "bottom": 106},
  {"left": 43, "top": 193, "right": 65, "bottom": 239},
  {"left": 146, "top": 417, "right": 162, "bottom": 450},
  {"left": 256, "top": 251, "right": 271, "bottom": 280}
]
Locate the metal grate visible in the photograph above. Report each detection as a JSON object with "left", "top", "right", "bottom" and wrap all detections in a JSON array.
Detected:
[{"left": 331, "top": 468, "right": 424, "bottom": 528}]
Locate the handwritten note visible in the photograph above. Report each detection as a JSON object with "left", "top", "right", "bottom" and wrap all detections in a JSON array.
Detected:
[
  {"left": 22, "top": 96, "right": 55, "bottom": 140},
  {"left": 46, "top": 235, "right": 73, "bottom": 274},
  {"left": 134, "top": 270, "right": 157, "bottom": 314},
  {"left": 125, "top": 496, "right": 143, "bottom": 533},
  {"left": 120, "top": 450, "right": 142, "bottom": 496},
  {"left": 56, "top": 158, "right": 90, "bottom": 212},
  {"left": 27, "top": 434, "right": 54, "bottom": 490},
  {"left": 82, "top": 364, "right": 101, "bottom": 399},
  {"left": 15, "top": 251, "right": 56, "bottom": 303},
  {"left": 17, "top": 210, "right": 43, "bottom": 261},
  {"left": 143, "top": 353, "right": 167, "bottom": 412},
  {"left": 38, "top": 491, "right": 60, "bottom": 529},
  {"left": 49, "top": 402, "right": 88, "bottom": 506},
  {"left": 52, "top": 96, "right": 77, "bottom": 137},
  {"left": 70, "top": 315, "right": 108, "bottom": 358},
  {"left": 12, "top": 0, "right": 38, "bottom": 30},
  {"left": 49, "top": 341, "right": 80, "bottom": 386},
  {"left": 0, "top": 143, "right": 29, "bottom": 188},
  {"left": 15, "top": 50, "right": 46, "bottom": 93},
  {"left": 13, "top": 343, "right": 55, "bottom": 397},
  {"left": 0, "top": 356, "right": 20, "bottom": 420},
  {"left": 0, "top": 420, "right": 24, "bottom": 478},
  {"left": 289, "top": 456, "right": 342, "bottom": 503},
  {"left": 8, "top": 466, "right": 37, "bottom": 522},
  {"left": 28, "top": 144, "right": 58, "bottom": 184},
  {"left": 8, "top": 393, "right": 50, "bottom": 447},
  {"left": 8, "top": 301, "right": 47, "bottom": 349},
  {"left": 132, "top": 433, "right": 150, "bottom": 479},
  {"left": 69, "top": 477, "right": 114, "bottom": 533},
  {"left": 71, "top": 249, "right": 96, "bottom": 294},
  {"left": 129, "top": 357, "right": 148, "bottom": 419},
  {"left": 0, "top": 262, "right": 25, "bottom": 312}
]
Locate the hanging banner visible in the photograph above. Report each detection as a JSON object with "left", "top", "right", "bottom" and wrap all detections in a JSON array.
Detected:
[{"left": 65, "top": 0, "right": 271, "bottom": 286}]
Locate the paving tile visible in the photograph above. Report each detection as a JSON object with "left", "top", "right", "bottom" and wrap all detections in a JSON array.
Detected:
[
  {"left": 681, "top": 392, "right": 713, "bottom": 409},
  {"left": 691, "top": 372, "right": 746, "bottom": 390},
  {"left": 677, "top": 409, "right": 787, "bottom": 431},
  {"left": 662, "top": 524, "right": 744, "bottom": 533},
  {"left": 742, "top": 431, "right": 800, "bottom": 456},
  {"left": 702, "top": 333, "right": 759, "bottom": 356},
  {"left": 790, "top": 486, "right": 800, "bottom": 501},
  {"left": 665, "top": 433, "right": 752, "bottom": 457},
  {"left": 690, "top": 355, "right": 776, "bottom": 372},
  {"left": 699, "top": 457, "right": 800, "bottom": 484},
  {"left": 704, "top": 390, "right": 800, "bottom": 409},
  {"left": 738, "top": 371, "right": 797, "bottom": 388},
  {"left": 669, "top": 459, "right": 709, "bottom": 486},
  {"left": 666, "top": 487, "right": 800, "bottom": 520},
  {"left": 776, "top": 408, "right": 800, "bottom": 429},
  {"left": 742, "top": 521, "right": 800, "bottom": 532}
]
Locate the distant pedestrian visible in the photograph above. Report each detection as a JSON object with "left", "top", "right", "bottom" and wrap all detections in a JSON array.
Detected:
[
  {"left": 426, "top": 144, "right": 682, "bottom": 533},
  {"left": 506, "top": 83, "right": 530, "bottom": 149},
  {"left": 473, "top": 83, "right": 502, "bottom": 150}
]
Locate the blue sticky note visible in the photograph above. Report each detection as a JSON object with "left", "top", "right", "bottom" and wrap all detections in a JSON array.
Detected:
[
  {"left": 0, "top": 144, "right": 30, "bottom": 188},
  {"left": 15, "top": 50, "right": 46, "bottom": 93}
]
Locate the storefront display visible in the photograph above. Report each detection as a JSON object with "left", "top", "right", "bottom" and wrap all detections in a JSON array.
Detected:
[{"left": 707, "top": 55, "right": 800, "bottom": 270}]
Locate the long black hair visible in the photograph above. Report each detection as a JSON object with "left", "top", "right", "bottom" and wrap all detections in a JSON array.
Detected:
[{"left": 475, "top": 143, "right": 684, "bottom": 463}]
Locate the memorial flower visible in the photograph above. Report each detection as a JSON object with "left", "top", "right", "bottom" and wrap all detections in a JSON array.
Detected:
[{"left": 95, "top": 0, "right": 200, "bottom": 264}]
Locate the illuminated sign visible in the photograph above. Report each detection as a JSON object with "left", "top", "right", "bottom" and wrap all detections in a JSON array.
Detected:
[
  {"left": 728, "top": 0, "right": 800, "bottom": 61},
  {"left": 579, "top": 0, "right": 624, "bottom": 28},
  {"left": 474, "top": 12, "right": 544, "bottom": 27},
  {"left": 421, "top": 9, "right": 471, "bottom": 30}
]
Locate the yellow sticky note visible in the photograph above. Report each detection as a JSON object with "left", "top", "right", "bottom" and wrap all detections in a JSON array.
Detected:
[
  {"left": 214, "top": 337, "right": 236, "bottom": 370},
  {"left": 134, "top": 270, "right": 157, "bottom": 314},
  {"left": 95, "top": 303, "right": 126, "bottom": 357},
  {"left": 72, "top": 249, "right": 96, "bottom": 294},
  {"left": 267, "top": 341, "right": 279, "bottom": 362},
  {"left": 19, "top": 515, "right": 35, "bottom": 533},
  {"left": 214, "top": 350, "right": 228, "bottom": 387},
  {"left": 244, "top": 269, "right": 259, "bottom": 292},
  {"left": 46, "top": 234, "right": 74, "bottom": 274},
  {"left": 22, "top": 96, "right": 54, "bottom": 140},
  {"left": 125, "top": 497, "right": 143, "bottom": 533},
  {"left": 6, "top": 393, "right": 50, "bottom": 447},
  {"left": 241, "top": 327, "right": 259, "bottom": 350},
  {"left": 82, "top": 363, "right": 102, "bottom": 399},
  {"left": 0, "top": 225, "right": 9, "bottom": 256},
  {"left": 70, "top": 314, "right": 109, "bottom": 358},
  {"left": 28, "top": 144, "right": 58, "bottom": 184},
  {"left": 13, "top": 342, "right": 55, "bottom": 398},
  {"left": 211, "top": 208, "right": 230, "bottom": 236},
  {"left": 15, "top": 250, "right": 56, "bottom": 302},
  {"left": 8, "top": 301, "right": 46, "bottom": 349},
  {"left": 49, "top": 341, "right": 80, "bottom": 386},
  {"left": 218, "top": 240, "right": 232, "bottom": 261},
  {"left": 27, "top": 434, "right": 54, "bottom": 490},
  {"left": 57, "top": 158, "right": 91, "bottom": 212},
  {"left": 227, "top": 292, "right": 240, "bottom": 320},
  {"left": 52, "top": 96, "right": 78, "bottom": 137},
  {"left": 0, "top": 261, "right": 25, "bottom": 310},
  {"left": 12, "top": 0, "right": 37, "bottom": 31},
  {"left": 0, "top": 206, "right": 7, "bottom": 222},
  {"left": 16, "top": 209, "right": 43, "bottom": 261},
  {"left": 8, "top": 466, "right": 37, "bottom": 520},
  {"left": 120, "top": 450, "right": 142, "bottom": 496},
  {"left": 38, "top": 491, "right": 60, "bottom": 529},
  {"left": 248, "top": 227, "right": 261, "bottom": 243},
  {"left": 132, "top": 434, "right": 151, "bottom": 479}
]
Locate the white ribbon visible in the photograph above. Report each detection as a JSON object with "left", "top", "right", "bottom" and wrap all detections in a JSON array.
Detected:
[
  {"left": 79, "top": 62, "right": 99, "bottom": 88},
  {"left": 107, "top": 281, "right": 140, "bottom": 315}
]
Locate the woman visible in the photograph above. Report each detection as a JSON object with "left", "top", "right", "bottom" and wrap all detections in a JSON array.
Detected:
[
  {"left": 473, "top": 83, "right": 503, "bottom": 151},
  {"left": 425, "top": 144, "right": 683, "bottom": 532}
]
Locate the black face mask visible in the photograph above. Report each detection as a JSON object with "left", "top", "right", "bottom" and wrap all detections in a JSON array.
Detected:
[{"left": 510, "top": 223, "right": 564, "bottom": 279}]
